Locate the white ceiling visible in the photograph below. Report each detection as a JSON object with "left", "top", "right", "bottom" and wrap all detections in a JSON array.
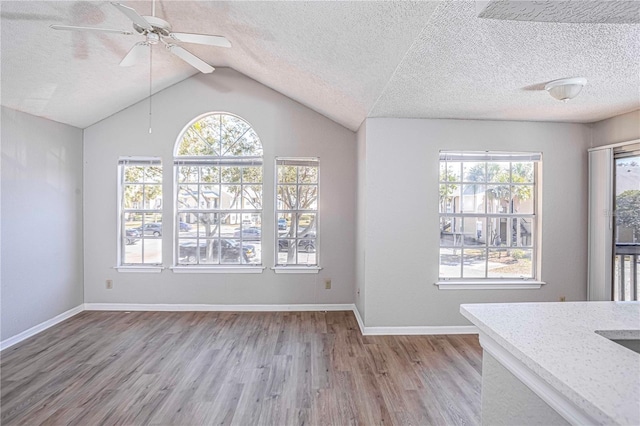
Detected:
[{"left": 1, "top": 1, "right": 639, "bottom": 131}]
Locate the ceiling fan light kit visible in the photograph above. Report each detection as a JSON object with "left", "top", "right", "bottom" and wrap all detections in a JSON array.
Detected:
[
  {"left": 545, "top": 77, "right": 587, "bottom": 102},
  {"left": 49, "top": 1, "right": 230, "bottom": 74}
]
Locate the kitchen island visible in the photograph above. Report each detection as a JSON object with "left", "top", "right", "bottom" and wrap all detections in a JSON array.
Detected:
[{"left": 461, "top": 302, "right": 640, "bottom": 425}]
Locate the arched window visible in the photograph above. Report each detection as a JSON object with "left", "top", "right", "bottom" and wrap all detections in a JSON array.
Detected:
[{"left": 174, "top": 113, "right": 263, "bottom": 267}]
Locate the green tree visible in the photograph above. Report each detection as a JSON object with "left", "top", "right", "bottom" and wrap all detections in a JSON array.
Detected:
[{"left": 616, "top": 190, "right": 640, "bottom": 241}]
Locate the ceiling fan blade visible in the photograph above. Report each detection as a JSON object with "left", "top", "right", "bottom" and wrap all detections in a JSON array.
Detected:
[
  {"left": 169, "top": 32, "right": 231, "bottom": 48},
  {"left": 167, "top": 44, "right": 214, "bottom": 73},
  {"left": 120, "top": 42, "right": 149, "bottom": 67},
  {"left": 50, "top": 24, "right": 133, "bottom": 35},
  {"left": 111, "top": 2, "right": 152, "bottom": 31}
]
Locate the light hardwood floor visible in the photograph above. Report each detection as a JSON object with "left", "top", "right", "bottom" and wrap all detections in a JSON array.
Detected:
[{"left": 1, "top": 311, "right": 482, "bottom": 425}]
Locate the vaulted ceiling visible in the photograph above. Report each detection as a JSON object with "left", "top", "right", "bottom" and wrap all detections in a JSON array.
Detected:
[{"left": 1, "top": 1, "right": 639, "bottom": 131}]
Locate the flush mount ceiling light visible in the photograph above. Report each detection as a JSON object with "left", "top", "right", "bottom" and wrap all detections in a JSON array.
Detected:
[{"left": 544, "top": 77, "right": 587, "bottom": 102}]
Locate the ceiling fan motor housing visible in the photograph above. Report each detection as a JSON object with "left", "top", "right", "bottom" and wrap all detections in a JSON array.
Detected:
[{"left": 134, "top": 16, "right": 172, "bottom": 37}]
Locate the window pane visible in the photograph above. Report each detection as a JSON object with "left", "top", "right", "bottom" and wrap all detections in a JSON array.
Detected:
[
  {"left": 278, "top": 239, "right": 297, "bottom": 265},
  {"left": 488, "top": 217, "right": 508, "bottom": 247},
  {"left": 463, "top": 217, "right": 486, "bottom": 246},
  {"left": 242, "top": 185, "right": 262, "bottom": 209},
  {"left": 199, "top": 185, "right": 220, "bottom": 209},
  {"left": 220, "top": 239, "right": 242, "bottom": 264},
  {"left": 487, "top": 185, "right": 510, "bottom": 213},
  {"left": 277, "top": 213, "right": 293, "bottom": 233},
  {"left": 124, "top": 166, "right": 144, "bottom": 183},
  {"left": 144, "top": 184, "right": 162, "bottom": 209},
  {"left": 201, "top": 239, "right": 221, "bottom": 264},
  {"left": 439, "top": 248, "right": 461, "bottom": 278},
  {"left": 440, "top": 217, "right": 462, "bottom": 246},
  {"left": 487, "top": 162, "right": 510, "bottom": 183},
  {"left": 179, "top": 128, "right": 216, "bottom": 156},
  {"left": 462, "top": 248, "right": 486, "bottom": 278},
  {"left": 145, "top": 166, "right": 162, "bottom": 183},
  {"left": 461, "top": 184, "right": 485, "bottom": 214},
  {"left": 123, "top": 184, "right": 143, "bottom": 209},
  {"left": 297, "top": 240, "right": 317, "bottom": 265},
  {"left": 200, "top": 166, "right": 219, "bottom": 183},
  {"left": 178, "top": 185, "right": 198, "bottom": 209},
  {"left": 141, "top": 213, "right": 162, "bottom": 236},
  {"left": 488, "top": 249, "right": 532, "bottom": 278},
  {"left": 195, "top": 213, "right": 219, "bottom": 238},
  {"left": 511, "top": 217, "right": 534, "bottom": 247},
  {"left": 178, "top": 239, "right": 200, "bottom": 264},
  {"left": 277, "top": 185, "right": 297, "bottom": 210},
  {"left": 442, "top": 162, "right": 461, "bottom": 182},
  {"left": 298, "top": 185, "right": 318, "bottom": 210},
  {"left": 299, "top": 166, "right": 318, "bottom": 183},
  {"left": 178, "top": 166, "right": 199, "bottom": 183},
  {"left": 242, "top": 167, "right": 262, "bottom": 184},
  {"left": 278, "top": 166, "right": 297, "bottom": 183},
  {"left": 242, "top": 241, "right": 259, "bottom": 264},
  {"left": 297, "top": 213, "right": 316, "bottom": 235},
  {"left": 123, "top": 239, "right": 142, "bottom": 264},
  {"left": 220, "top": 118, "right": 251, "bottom": 156},
  {"left": 512, "top": 185, "right": 534, "bottom": 214},
  {"left": 463, "top": 162, "right": 486, "bottom": 182},
  {"left": 512, "top": 162, "right": 534, "bottom": 183},
  {"left": 143, "top": 239, "right": 162, "bottom": 264},
  {"left": 221, "top": 166, "right": 241, "bottom": 183},
  {"left": 221, "top": 185, "right": 241, "bottom": 209}
]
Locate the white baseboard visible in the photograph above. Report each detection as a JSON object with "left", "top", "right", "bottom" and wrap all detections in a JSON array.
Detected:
[
  {"left": 0, "top": 304, "right": 84, "bottom": 351},
  {"left": 352, "top": 304, "right": 365, "bottom": 334},
  {"left": 361, "top": 325, "right": 478, "bottom": 335},
  {"left": 351, "top": 305, "right": 477, "bottom": 335},
  {"left": 84, "top": 303, "right": 356, "bottom": 312}
]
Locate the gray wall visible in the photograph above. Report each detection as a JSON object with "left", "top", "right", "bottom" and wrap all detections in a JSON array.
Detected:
[
  {"left": 82, "top": 68, "right": 357, "bottom": 305},
  {"left": 1, "top": 107, "right": 84, "bottom": 341},
  {"left": 360, "top": 118, "right": 591, "bottom": 327},
  {"left": 591, "top": 109, "right": 639, "bottom": 147}
]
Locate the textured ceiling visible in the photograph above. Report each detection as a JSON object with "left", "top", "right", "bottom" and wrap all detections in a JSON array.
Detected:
[
  {"left": 477, "top": 0, "right": 640, "bottom": 24},
  {"left": 1, "top": 1, "right": 639, "bottom": 131}
]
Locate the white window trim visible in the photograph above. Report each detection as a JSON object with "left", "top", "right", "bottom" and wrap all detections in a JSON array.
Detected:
[
  {"left": 437, "top": 151, "right": 542, "bottom": 286},
  {"left": 116, "top": 157, "right": 163, "bottom": 268},
  {"left": 436, "top": 280, "right": 545, "bottom": 290},
  {"left": 171, "top": 266, "right": 264, "bottom": 274},
  {"left": 173, "top": 112, "right": 264, "bottom": 269},
  {"left": 274, "top": 157, "right": 320, "bottom": 268},
  {"left": 272, "top": 266, "right": 322, "bottom": 274}
]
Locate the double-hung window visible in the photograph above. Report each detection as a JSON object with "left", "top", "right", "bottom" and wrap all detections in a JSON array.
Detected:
[
  {"left": 275, "top": 158, "right": 319, "bottom": 268},
  {"left": 118, "top": 158, "right": 163, "bottom": 266},
  {"left": 438, "top": 151, "right": 541, "bottom": 284},
  {"left": 174, "top": 113, "right": 263, "bottom": 268}
]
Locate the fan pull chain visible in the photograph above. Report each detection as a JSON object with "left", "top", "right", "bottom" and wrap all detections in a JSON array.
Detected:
[{"left": 149, "top": 45, "right": 153, "bottom": 134}]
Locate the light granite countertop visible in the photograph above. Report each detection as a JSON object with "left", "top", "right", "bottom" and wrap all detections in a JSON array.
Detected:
[{"left": 460, "top": 301, "right": 640, "bottom": 425}]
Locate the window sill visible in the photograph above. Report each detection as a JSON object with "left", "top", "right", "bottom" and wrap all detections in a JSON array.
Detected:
[
  {"left": 436, "top": 280, "right": 545, "bottom": 290},
  {"left": 171, "top": 266, "right": 265, "bottom": 274},
  {"left": 272, "top": 266, "right": 322, "bottom": 274},
  {"left": 115, "top": 266, "right": 164, "bottom": 273}
]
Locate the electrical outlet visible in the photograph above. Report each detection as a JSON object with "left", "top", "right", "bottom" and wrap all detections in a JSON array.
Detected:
[
  {"left": 325, "top": 279, "right": 331, "bottom": 290},
  {"left": 559, "top": 296, "right": 566, "bottom": 302},
  {"left": 106, "top": 279, "right": 113, "bottom": 289}
]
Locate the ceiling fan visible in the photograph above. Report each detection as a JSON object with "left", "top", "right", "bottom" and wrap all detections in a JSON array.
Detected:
[{"left": 50, "top": 1, "right": 230, "bottom": 73}]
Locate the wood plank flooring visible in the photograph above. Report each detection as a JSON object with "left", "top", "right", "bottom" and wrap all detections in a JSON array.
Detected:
[{"left": 1, "top": 311, "right": 482, "bottom": 425}]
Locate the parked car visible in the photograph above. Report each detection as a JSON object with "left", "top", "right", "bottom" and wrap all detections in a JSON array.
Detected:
[
  {"left": 125, "top": 229, "right": 140, "bottom": 245},
  {"left": 179, "top": 221, "right": 191, "bottom": 232},
  {"left": 179, "top": 239, "right": 255, "bottom": 263},
  {"left": 233, "top": 227, "right": 261, "bottom": 240},
  {"left": 278, "top": 232, "right": 316, "bottom": 253},
  {"left": 278, "top": 218, "right": 287, "bottom": 230},
  {"left": 136, "top": 223, "right": 162, "bottom": 236}
]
